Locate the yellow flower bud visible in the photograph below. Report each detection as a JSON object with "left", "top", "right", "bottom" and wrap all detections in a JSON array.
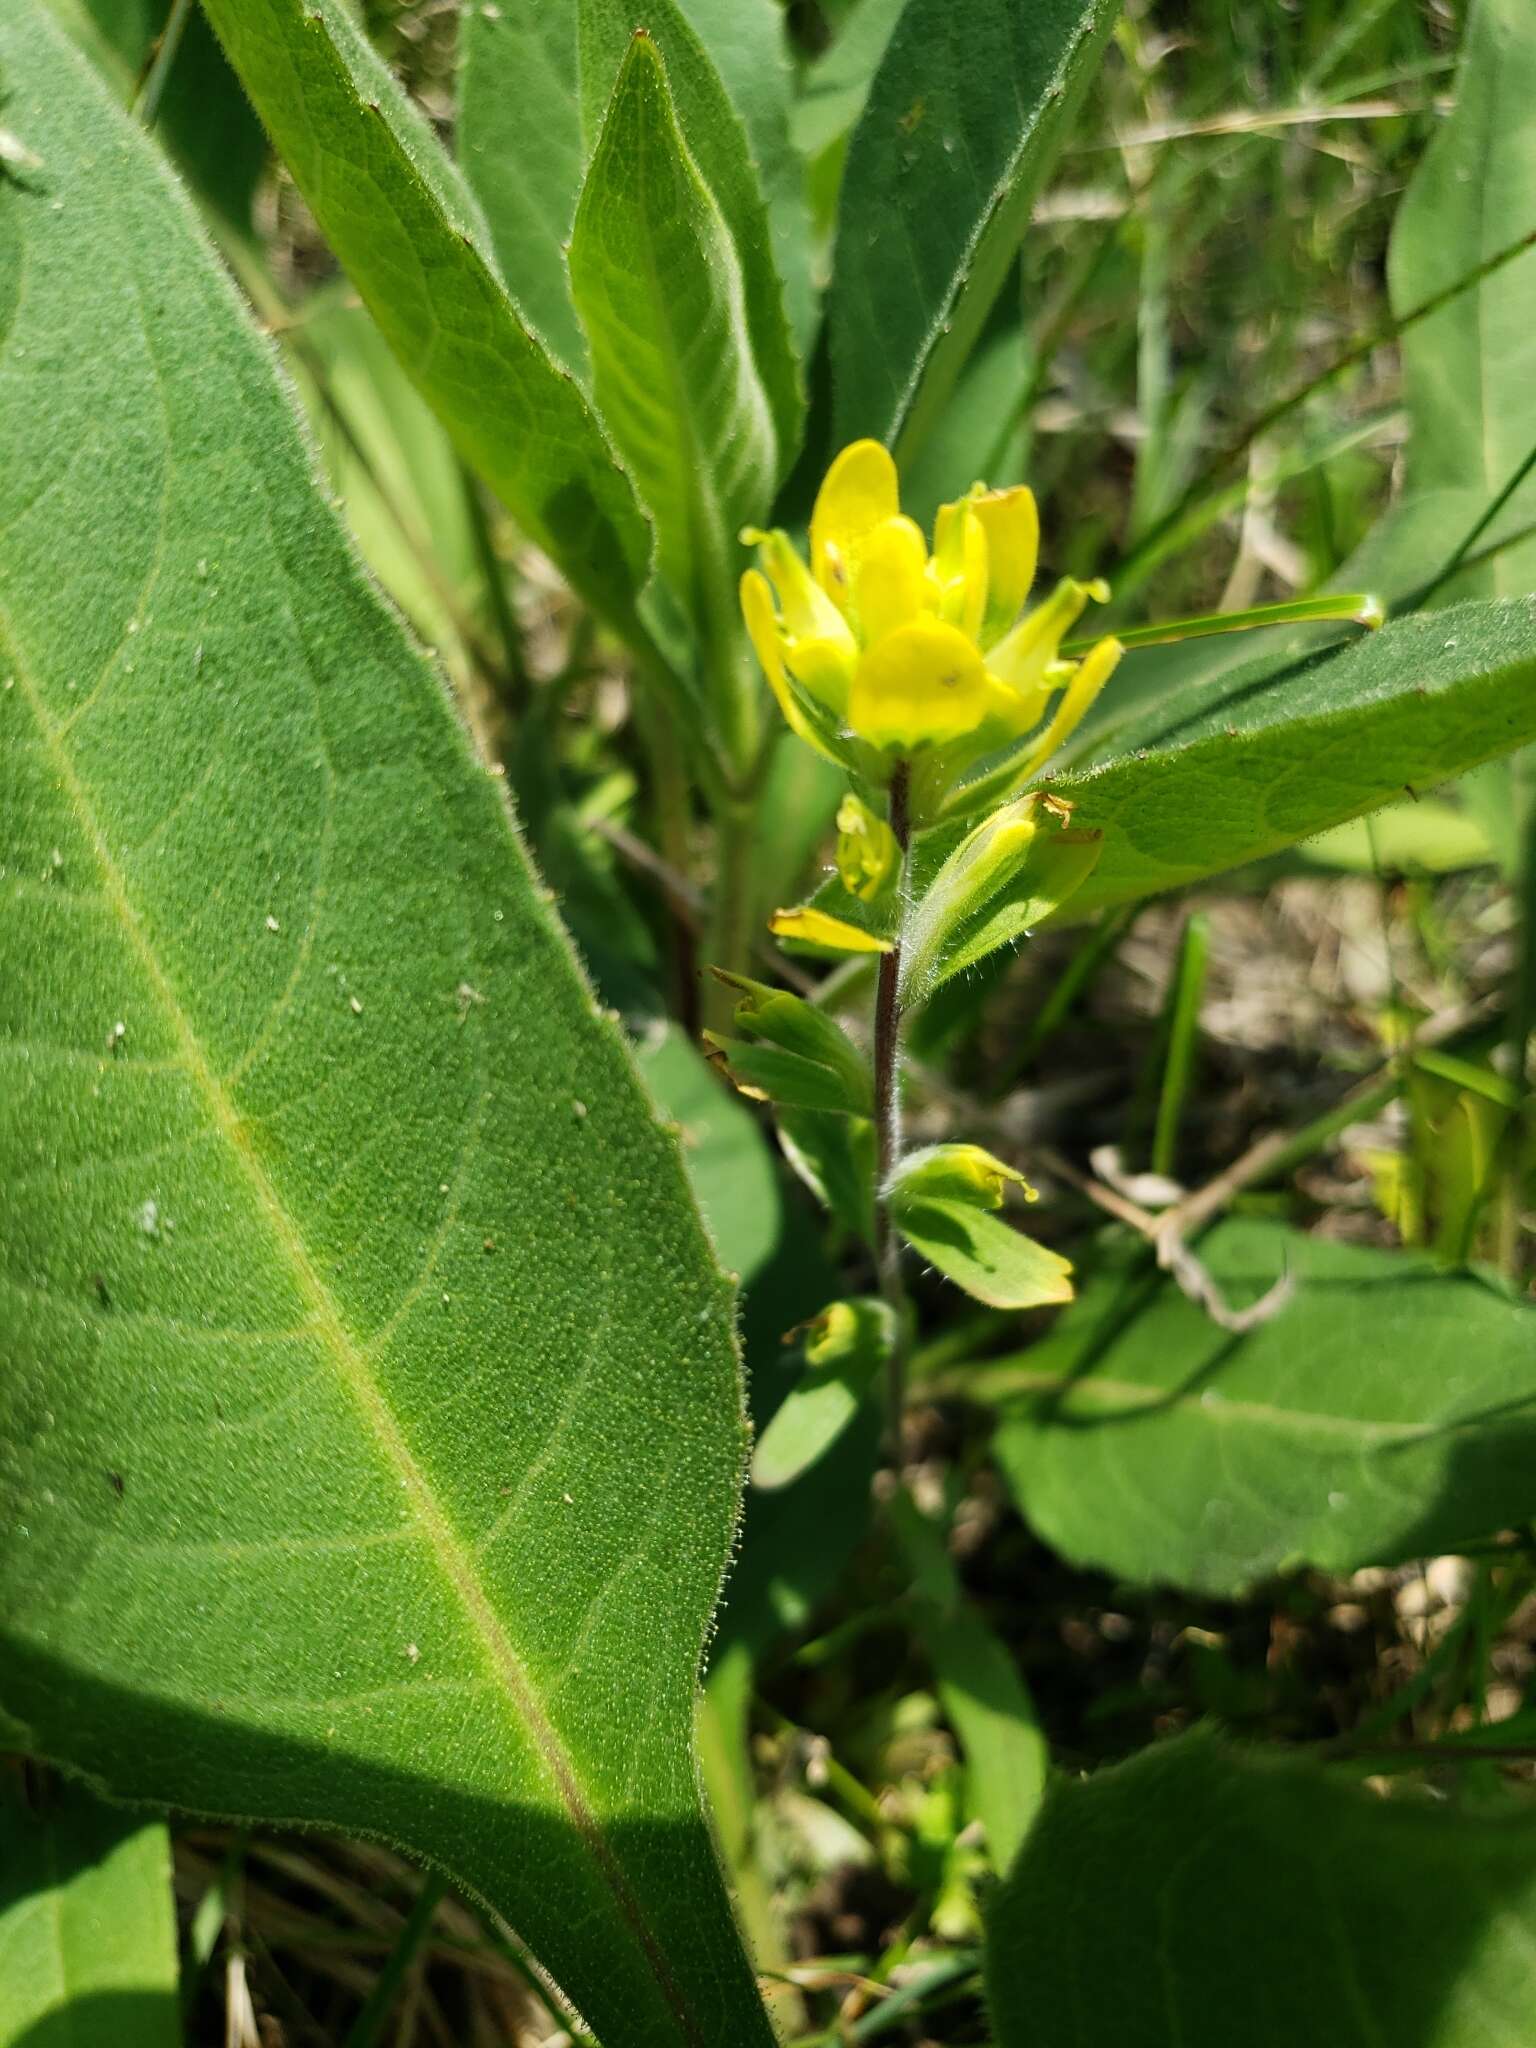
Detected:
[{"left": 834, "top": 792, "right": 900, "bottom": 901}]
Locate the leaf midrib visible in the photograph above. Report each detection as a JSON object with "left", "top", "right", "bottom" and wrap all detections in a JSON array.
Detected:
[
  {"left": 4, "top": 620, "right": 702, "bottom": 2045},
  {"left": 1003, "top": 1367, "right": 1513, "bottom": 1447}
]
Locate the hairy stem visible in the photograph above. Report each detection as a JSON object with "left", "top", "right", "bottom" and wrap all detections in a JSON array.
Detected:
[{"left": 873, "top": 763, "right": 911, "bottom": 1453}]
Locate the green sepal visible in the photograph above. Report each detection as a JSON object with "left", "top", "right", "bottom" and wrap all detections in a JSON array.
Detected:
[
  {"left": 900, "top": 796, "right": 1103, "bottom": 1005},
  {"left": 888, "top": 1142, "right": 1036, "bottom": 1210},
  {"left": 704, "top": 1034, "right": 867, "bottom": 1117},
  {"left": 711, "top": 970, "right": 874, "bottom": 1113},
  {"left": 751, "top": 1297, "right": 896, "bottom": 1491},
  {"left": 894, "top": 1196, "right": 1074, "bottom": 1310}
]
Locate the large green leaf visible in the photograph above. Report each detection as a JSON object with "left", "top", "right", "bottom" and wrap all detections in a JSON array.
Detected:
[
  {"left": 790, "top": 0, "right": 907, "bottom": 163},
  {"left": 987, "top": 1728, "right": 1536, "bottom": 2048},
  {"left": 1051, "top": 600, "right": 1536, "bottom": 916},
  {"left": 457, "top": 0, "right": 803, "bottom": 449},
  {"left": 1388, "top": 0, "right": 1536, "bottom": 605},
  {"left": 0, "top": 1776, "right": 180, "bottom": 2048},
  {"left": 196, "top": 0, "right": 654, "bottom": 647},
  {"left": 454, "top": 2, "right": 590, "bottom": 378},
  {"left": 828, "top": 0, "right": 1118, "bottom": 457},
  {"left": 991, "top": 1222, "right": 1536, "bottom": 1598},
  {"left": 667, "top": 0, "right": 814, "bottom": 354},
  {"left": 568, "top": 34, "right": 779, "bottom": 649},
  {"left": 0, "top": 16, "right": 770, "bottom": 2046}
]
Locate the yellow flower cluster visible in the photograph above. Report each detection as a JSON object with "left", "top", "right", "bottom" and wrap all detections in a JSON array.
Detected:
[{"left": 740, "top": 439, "right": 1122, "bottom": 795}]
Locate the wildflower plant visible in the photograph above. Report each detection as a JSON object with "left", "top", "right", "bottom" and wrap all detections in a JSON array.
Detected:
[
  {"left": 6, "top": 1, "right": 1536, "bottom": 2045},
  {"left": 718, "top": 441, "right": 1110, "bottom": 1413}
]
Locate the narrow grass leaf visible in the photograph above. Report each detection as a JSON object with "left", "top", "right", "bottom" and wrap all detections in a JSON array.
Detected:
[{"left": 1389, "top": 0, "right": 1536, "bottom": 604}]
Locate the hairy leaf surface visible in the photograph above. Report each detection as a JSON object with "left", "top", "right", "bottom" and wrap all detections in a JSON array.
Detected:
[
  {"left": 987, "top": 1728, "right": 1536, "bottom": 2048},
  {"left": 828, "top": 0, "right": 1119, "bottom": 456},
  {"left": 0, "top": 17, "right": 769, "bottom": 2045},
  {"left": 992, "top": 1223, "right": 1536, "bottom": 1597},
  {"left": 1052, "top": 600, "right": 1536, "bottom": 914},
  {"left": 457, "top": 0, "right": 802, "bottom": 449},
  {"left": 0, "top": 1778, "right": 179, "bottom": 2048},
  {"left": 197, "top": 0, "right": 654, "bottom": 645}
]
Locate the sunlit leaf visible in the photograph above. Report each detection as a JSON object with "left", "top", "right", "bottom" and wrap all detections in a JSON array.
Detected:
[
  {"left": 0, "top": 17, "right": 770, "bottom": 2043},
  {"left": 198, "top": 0, "right": 655, "bottom": 644},
  {"left": 1056, "top": 600, "right": 1536, "bottom": 915},
  {"left": 992, "top": 1222, "right": 1536, "bottom": 1597},
  {"left": 828, "top": 0, "right": 1119, "bottom": 456},
  {"left": 0, "top": 1776, "right": 179, "bottom": 2048}
]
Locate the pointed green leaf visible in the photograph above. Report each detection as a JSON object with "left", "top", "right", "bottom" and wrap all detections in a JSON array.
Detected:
[
  {"left": 708, "top": 1035, "right": 868, "bottom": 1117},
  {"left": 713, "top": 973, "right": 873, "bottom": 1112},
  {"left": 895, "top": 1198, "right": 1073, "bottom": 1311},
  {"left": 0, "top": 1777, "right": 179, "bottom": 2048},
  {"left": 454, "top": 3, "right": 590, "bottom": 378},
  {"left": 992, "top": 1222, "right": 1536, "bottom": 1598},
  {"left": 569, "top": 35, "right": 780, "bottom": 643},
  {"left": 988, "top": 1728, "right": 1536, "bottom": 2048},
  {"left": 668, "top": 0, "right": 814, "bottom": 354},
  {"left": 828, "top": 0, "right": 1119, "bottom": 456},
  {"left": 195, "top": 0, "right": 654, "bottom": 645},
  {"left": 0, "top": 17, "right": 770, "bottom": 2045},
  {"left": 458, "top": 0, "right": 804, "bottom": 446},
  {"left": 1055, "top": 599, "right": 1536, "bottom": 916}
]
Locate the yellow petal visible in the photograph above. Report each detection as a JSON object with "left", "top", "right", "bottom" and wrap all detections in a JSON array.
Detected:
[
  {"left": 854, "top": 515, "right": 932, "bottom": 645},
  {"left": 744, "top": 526, "right": 852, "bottom": 645},
  {"left": 986, "top": 576, "right": 1101, "bottom": 690},
  {"left": 810, "top": 439, "right": 900, "bottom": 609},
  {"left": 848, "top": 617, "right": 991, "bottom": 751},
  {"left": 740, "top": 570, "right": 846, "bottom": 766},
  {"left": 1012, "top": 636, "right": 1124, "bottom": 780},
  {"left": 769, "top": 906, "right": 894, "bottom": 953},
  {"left": 974, "top": 486, "right": 1039, "bottom": 647},
  {"left": 785, "top": 634, "right": 857, "bottom": 716},
  {"left": 932, "top": 497, "right": 988, "bottom": 643}
]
